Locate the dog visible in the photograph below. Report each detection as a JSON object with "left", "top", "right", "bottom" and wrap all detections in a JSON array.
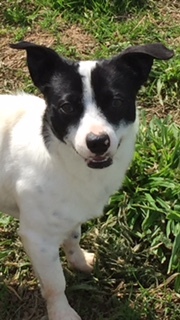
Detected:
[{"left": 0, "top": 42, "right": 173, "bottom": 320}]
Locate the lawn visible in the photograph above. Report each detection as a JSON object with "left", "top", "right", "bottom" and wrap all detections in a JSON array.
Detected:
[{"left": 0, "top": 0, "right": 180, "bottom": 319}]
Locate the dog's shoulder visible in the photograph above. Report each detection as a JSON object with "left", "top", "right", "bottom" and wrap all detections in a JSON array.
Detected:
[
  {"left": 0, "top": 93, "right": 46, "bottom": 152},
  {"left": 0, "top": 93, "right": 47, "bottom": 171},
  {"left": 0, "top": 92, "right": 45, "bottom": 113},
  {"left": 0, "top": 93, "right": 45, "bottom": 129}
]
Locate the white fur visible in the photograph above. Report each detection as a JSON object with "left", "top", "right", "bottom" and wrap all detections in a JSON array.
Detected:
[{"left": 0, "top": 92, "right": 138, "bottom": 320}]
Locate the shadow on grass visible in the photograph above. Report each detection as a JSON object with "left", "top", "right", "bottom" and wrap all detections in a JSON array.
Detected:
[
  {"left": 0, "top": 279, "right": 147, "bottom": 320},
  {"left": 0, "top": 281, "right": 45, "bottom": 320},
  {"left": 0, "top": 255, "right": 179, "bottom": 320},
  {"left": 2, "top": 0, "right": 151, "bottom": 27},
  {"left": 53, "top": 0, "right": 150, "bottom": 15}
]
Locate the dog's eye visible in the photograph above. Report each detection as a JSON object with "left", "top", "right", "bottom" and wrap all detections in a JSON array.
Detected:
[
  {"left": 59, "top": 103, "right": 75, "bottom": 115},
  {"left": 112, "top": 98, "right": 124, "bottom": 109}
]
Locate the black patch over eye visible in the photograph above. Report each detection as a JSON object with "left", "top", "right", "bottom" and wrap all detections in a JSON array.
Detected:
[
  {"left": 111, "top": 97, "right": 124, "bottom": 109},
  {"left": 42, "top": 62, "right": 84, "bottom": 144},
  {"left": 91, "top": 62, "right": 136, "bottom": 125},
  {"left": 59, "top": 102, "right": 76, "bottom": 115}
]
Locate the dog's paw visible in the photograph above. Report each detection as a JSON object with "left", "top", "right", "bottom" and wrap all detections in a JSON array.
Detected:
[
  {"left": 81, "top": 250, "right": 95, "bottom": 273},
  {"left": 69, "top": 248, "right": 95, "bottom": 273}
]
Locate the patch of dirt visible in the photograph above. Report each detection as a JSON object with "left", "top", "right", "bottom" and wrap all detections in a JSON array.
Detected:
[
  {"left": 0, "top": 28, "right": 57, "bottom": 93},
  {"left": 1, "top": 28, "right": 56, "bottom": 68},
  {"left": 158, "top": 0, "right": 180, "bottom": 48},
  {"left": 60, "top": 24, "right": 98, "bottom": 57},
  {"left": 139, "top": 101, "right": 180, "bottom": 125},
  {"left": 0, "top": 24, "right": 98, "bottom": 94}
]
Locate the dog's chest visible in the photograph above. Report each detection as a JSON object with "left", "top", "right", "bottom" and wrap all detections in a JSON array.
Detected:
[{"left": 38, "top": 165, "right": 118, "bottom": 226}]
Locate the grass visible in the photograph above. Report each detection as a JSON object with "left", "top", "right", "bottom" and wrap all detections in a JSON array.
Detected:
[{"left": 0, "top": 0, "right": 180, "bottom": 319}]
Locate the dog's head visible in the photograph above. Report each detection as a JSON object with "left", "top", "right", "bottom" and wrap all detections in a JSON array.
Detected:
[{"left": 11, "top": 42, "right": 173, "bottom": 169}]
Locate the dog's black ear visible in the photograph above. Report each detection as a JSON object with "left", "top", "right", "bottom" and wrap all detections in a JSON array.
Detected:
[
  {"left": 10, "top": 41, "right": 68, "bottom": 93},
  {"left": 113, "top": 43, "right": 174, "bottom": 85}
]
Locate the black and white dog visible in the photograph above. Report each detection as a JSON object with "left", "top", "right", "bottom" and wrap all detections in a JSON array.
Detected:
[{"left": 0, "top": 42, "right": 173, "bottom": 320}]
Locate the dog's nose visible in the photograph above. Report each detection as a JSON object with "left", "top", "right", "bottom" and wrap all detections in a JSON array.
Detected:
[{"left": 86, "top": 132, "right": 110, "bottom": 155}]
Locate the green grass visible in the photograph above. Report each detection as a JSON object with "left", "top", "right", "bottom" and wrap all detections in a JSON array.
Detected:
[{"left": 0, "top": 0, "right": 180, "bottom": 319}]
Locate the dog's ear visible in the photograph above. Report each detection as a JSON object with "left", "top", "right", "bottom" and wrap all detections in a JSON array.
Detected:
[
  {"left": 113, "top": 43, "right": 174, "bottom": 85},
  {"left": 10, "top": 41, "right": 69, "bottom": 93}
]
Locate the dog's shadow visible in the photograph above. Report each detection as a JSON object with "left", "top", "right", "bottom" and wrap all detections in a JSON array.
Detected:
[
  {"left": 0, "top": 260, "right": 158, "bottom": 320},
  {"left": 0, "top": 278, "right": 141, "bottom": 320}
]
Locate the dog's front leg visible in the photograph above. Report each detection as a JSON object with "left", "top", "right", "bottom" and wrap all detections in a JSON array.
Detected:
[
  {"left": 19, "top": 225, "right": 81, "bottom": 320},
  {"left": 63, "top": 226, "right": 95, "bottom": 273}
]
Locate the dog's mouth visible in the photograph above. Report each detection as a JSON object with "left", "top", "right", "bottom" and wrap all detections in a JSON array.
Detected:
[{"left": 86, "top": 155, "right": 113, "bottom": 169}]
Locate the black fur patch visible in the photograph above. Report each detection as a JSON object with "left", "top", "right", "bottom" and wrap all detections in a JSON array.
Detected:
[
  {"left": 42, "top": 62, "right": 84, "bottom": 144},
  {"left": 91, "top": 59, "right": 139, "bottom": 126}
]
